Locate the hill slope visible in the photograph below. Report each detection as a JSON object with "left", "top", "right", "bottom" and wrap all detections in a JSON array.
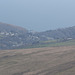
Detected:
[
  {"left": 0, "top": 22, "right": 28, "bottom": 33},
  {"left": 0, "top": 22, "right": 40, "bottom": 50},
  {"left": 1, "top": 22, "right": 75, "bottom": 50},
  {"left": 37, "top": 26, "right": 75, "bottom": 40},
  {"left": 0, "top": 46, "right": 75, "bottom": 75}
]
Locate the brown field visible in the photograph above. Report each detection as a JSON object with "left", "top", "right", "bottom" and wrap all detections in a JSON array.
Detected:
[{"left": 0, "top": 46, "right": 75, "bottom": 75}]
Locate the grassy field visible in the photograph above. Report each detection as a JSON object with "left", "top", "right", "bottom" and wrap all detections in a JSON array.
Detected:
[
  {"left": 0, "top": 46, "right": 75, "bottom": 75},
  {"left": 23, "top": 39, "right": 75, "bottom": 49}
]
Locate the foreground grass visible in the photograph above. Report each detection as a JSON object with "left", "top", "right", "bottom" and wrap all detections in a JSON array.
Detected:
[{"left": 0, "top": 46, "right": 75, "bottom": 75}]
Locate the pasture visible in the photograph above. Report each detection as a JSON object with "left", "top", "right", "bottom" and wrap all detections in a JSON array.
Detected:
[{"left": 0, "top": 46, "right": 75, "bottom": 75}]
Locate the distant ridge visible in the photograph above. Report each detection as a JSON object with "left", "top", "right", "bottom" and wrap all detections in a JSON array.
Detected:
[
  {"left": 0, "top": 22, "right": 75, "bottom": 50},
  {"left": 37, "top": 26, "right": 75, "bottom": 39},
  {"left": 0, "top": 22, "right": 28, "bottom": 33},
  {"left": 0, "top": 22, "right": 39, "bottom": 50}
]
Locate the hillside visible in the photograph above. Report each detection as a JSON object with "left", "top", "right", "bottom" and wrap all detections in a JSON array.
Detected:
[
  {"left": 37, "top": 26, "right": 75, "bottom": 40},
  {"left": 0, "top": 22, "right": 40, "bottom": 50},
  {"left": 0, "top": 46, "right": 75, "bottom": 75},
  {"left": 1, "top": 22, "right": 75, "bottom": 50},
  {"left": 0, "top": 22, "right": 28, "bottom": 33}
]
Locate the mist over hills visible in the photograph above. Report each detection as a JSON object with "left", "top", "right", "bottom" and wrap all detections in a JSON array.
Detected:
[{"left": 0, "top": 22, "right": 75, "bottom": 50}]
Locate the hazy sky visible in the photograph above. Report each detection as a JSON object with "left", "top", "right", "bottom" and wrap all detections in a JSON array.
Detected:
[{"left": 0, "top": 0, "right": 75, "bottom": 31}]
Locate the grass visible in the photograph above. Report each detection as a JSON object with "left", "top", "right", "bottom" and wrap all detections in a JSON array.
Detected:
[
  {"left": 21, "top": 39, "right": 75, "bottom": 49},
  {"left": 0, "top": 46, "right": 75, "bottom": 75}
]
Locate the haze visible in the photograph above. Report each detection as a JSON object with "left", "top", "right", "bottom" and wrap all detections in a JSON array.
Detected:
[{"left": 0, "top": 0, "right": 75, "bottom": 31}]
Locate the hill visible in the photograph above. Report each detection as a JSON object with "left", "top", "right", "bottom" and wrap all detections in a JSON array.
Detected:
[
  {"left": 37, "top": 26, "right": 75, "bottom": 40},
  {"left": 0, "top": 22, "right": 40, "bottom": 50},
  {"left": 0, "top": 22, "right": 28, "bottom": 33},
  {"left": 1, "top": 22, "right": 75, "bottom": 50}
]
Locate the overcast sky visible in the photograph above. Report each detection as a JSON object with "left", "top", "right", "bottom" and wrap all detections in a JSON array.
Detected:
[{"left": 0, "top": 0, "right": 75, "bottom": 31}]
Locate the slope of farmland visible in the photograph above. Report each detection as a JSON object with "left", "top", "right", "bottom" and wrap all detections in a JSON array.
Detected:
[{"left": 0, "top": 46, "right": 75, "bottom": 75}]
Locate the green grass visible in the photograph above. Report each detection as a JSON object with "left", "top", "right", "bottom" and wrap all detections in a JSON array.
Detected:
[
  {"left": 11, "top": 39, "right": 75, "bottom": 50},
  {"left": 23, "top": 39, "right": 75, "bottom": 49}
]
